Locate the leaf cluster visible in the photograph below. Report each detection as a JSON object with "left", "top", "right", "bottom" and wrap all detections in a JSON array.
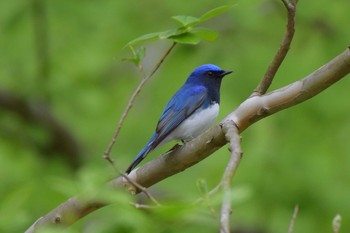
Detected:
[{"left": 123, "top": 5, "right": 234, "bottom": 65}]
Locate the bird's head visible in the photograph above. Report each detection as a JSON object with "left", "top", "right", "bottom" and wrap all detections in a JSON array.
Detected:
[{"left": 186, "top": 64, "right": 232, "bottom": 85}]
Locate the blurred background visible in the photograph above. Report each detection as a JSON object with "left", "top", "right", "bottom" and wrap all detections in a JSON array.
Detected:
[{"left": 1, "top": 0, "right": 350, "bottom": 232}]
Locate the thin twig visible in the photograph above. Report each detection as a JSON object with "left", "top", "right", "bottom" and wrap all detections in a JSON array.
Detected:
[
  {"left": 194, "top": 181, "right": 222, "bottom": 220},
  {"left": 101, "top": 41, "right": 175, "bottom": 202},
  {"left": 132, "top": 203, "right": 159, "bottom": 209},
  {"left": 102, "top": 43, "right": 176, "bottom": 206},
  {"left": 119, "top": 171, "right": 161, "bottom": 206},
  {"left": 252, "top": 0, "right": 297, "bottom": 96},
  {"left": 106, "top": 163, "right": 161, "bottom": 206},
  {"left": 288, "top": 205, "right": 299, "bottom": 233},
  {"left": 103, "top": 42, "right": 177, "bottom": 163},
  {"left": 196, "top": 179, "right": 219, "bottom": 219},
  {"left": 220, "top": 121, "right": 243, "bottom": 233},
  {"left": 194, "top": 182, "right": 222, "bottom": 204}
]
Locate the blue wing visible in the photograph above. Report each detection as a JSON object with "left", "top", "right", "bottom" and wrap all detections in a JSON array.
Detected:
[
  {"left": 153, "top": 84, "right": 208, "bottom": 146},
  {"left": 125, "top": 84, "right": 208, "bottom": 173}
]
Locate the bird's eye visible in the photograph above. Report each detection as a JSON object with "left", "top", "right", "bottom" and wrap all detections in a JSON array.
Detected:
[{"left": 207, "top": 71, "right": 214, "bottom": 77}]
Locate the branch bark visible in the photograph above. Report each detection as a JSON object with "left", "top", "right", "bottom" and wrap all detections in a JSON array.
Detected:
[
  {"left": 219, "top": 1, "right": 297, "bottom": 230},
  {"left": 25, "top": 47, "right": 350, "bottom": 232},
  {"left": 253, "top": 0, "right": 297, "bottom": 95},
  {"left": 220, "top": 121, "right": 243, "bottom": 233},
  {"left": 288, "top": 205, "right": 299, "bottom": 233}
]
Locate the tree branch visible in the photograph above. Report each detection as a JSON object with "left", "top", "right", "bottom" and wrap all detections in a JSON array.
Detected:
[
  {"left": 288, "top": 205, "right": 299, "bottom": 233},
  {"left": 25, "top": 47, "right": 350, "bottom": 232},
  {"left": 219, "top": 121, "right": 242, "bottom": 233},
  {"left": 0, "top": 90, "right": 81, "bottom": 169},
  {"left": 227, "top": 47, "right": 350, "bottom": 132},
  {"left": 218, "top": 1, "right": 297, "bottom": 230},
  {"left": 252, "top": 0, "right": 297, "bottom": 95},
  {"left": 25, "top": 197, "right": 105, "bottom": 233}
]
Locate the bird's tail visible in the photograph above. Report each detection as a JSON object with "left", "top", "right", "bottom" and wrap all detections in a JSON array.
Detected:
[{"left": 125, "top": 133, "right": 158, "bottom": 174}]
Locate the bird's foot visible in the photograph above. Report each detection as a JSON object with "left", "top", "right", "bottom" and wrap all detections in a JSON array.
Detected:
[{"left": 164, "top": 143, "right": 182, "bottom": 155}]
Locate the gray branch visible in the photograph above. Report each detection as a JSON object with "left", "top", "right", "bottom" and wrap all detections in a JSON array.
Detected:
[{"left": 220, "top": 121, "right": 243, "bottom": 233}]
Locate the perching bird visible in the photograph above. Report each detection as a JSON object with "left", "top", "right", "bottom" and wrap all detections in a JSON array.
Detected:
[{"left": 126, "top": 64, "right": 232, "bottom": 174}]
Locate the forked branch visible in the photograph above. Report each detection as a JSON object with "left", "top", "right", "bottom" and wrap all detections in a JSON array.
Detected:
[
  {"left": 220, "top": 1, "right": 297, "bottom": 231},
  {"left": 24, "top": 0, "right": 350, "bottom": 230},
  {"left": 25, "top": 46, "right": 350, "bottom": 233},
  {"left": 252, "top": 0, "right": 297, "bottom": 95}
]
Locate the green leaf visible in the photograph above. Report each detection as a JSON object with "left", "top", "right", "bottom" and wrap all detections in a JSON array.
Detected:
[
  {"left": 122, "top": 46, "right": 146, "bottom": 65},
  {"left": 135, "top": 46, "right": 146, "bottom": 62},
  {"left": 169, "top": 32, "right": 201, "bottom": 45},
  {"left": 126, "top": 32, "right": 161, "bottom": 46},
  {"left": 159, "top": 27, "right": 187, "bottom": 39},
  {"left": 199, "top": 5, "right": 234, "bottom": 22},
  {"left": 191, "top": 27, "right": 218, "bottom": 41},
  {"left": 172, "top": 15, "right": 200, "bottom": 27},
  {"left": 125, "top": 5, "right": 234, "bottom": 47}
]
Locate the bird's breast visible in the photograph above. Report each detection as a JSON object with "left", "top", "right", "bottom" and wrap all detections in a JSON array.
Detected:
[{"left": 165, "top": 103, "right": 219, "bottom": 143}]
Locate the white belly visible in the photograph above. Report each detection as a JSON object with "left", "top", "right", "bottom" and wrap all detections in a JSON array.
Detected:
[{"left": 162, "top": 103, "right": 219, "bottom": 144}]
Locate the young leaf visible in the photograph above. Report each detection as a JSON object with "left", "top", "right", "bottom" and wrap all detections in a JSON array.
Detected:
[
  {"left": 199, "top": 5, "right": 234, "bottom": 23},
  {"left": 159, "top": 27, "right": 187, "bottom": 39},
  {"left": 124, "top": 4, "right": 234, "bottom": 56},
  {"left": 169, "top": 32, "right": 201, "bottom": 45},
  {"left": 172, "top": 15, "right": 200, "bottom": 27},
  {"left": 126, "top": 32, "right": 161, "bottom": 46},
  {"left": 122, "top": 46, "right": 146, "bottom": 65},
  {"left": 135, "top": 46, "right": 146, "bottom": 63},
  {"left": 191, "top": 27, "right": 218, "bottom": 41}
]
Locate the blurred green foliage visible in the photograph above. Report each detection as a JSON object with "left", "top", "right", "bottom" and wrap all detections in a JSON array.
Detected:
[{"left": 1, "top": 0, "right": 350, "bottom": 232}]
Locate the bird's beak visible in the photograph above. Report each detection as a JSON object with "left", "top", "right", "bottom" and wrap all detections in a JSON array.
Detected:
[{"left": 221, "top": 70, "right": 233, "bottom": 77}]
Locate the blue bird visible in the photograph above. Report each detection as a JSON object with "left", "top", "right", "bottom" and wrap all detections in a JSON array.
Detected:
[{"left": 126, "top": 64, "right": 232, "bottom": 174}]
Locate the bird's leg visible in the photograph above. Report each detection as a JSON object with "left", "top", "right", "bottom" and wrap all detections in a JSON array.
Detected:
[{"left": 164, "top": 143, "right": 182, "bottom": 155}]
